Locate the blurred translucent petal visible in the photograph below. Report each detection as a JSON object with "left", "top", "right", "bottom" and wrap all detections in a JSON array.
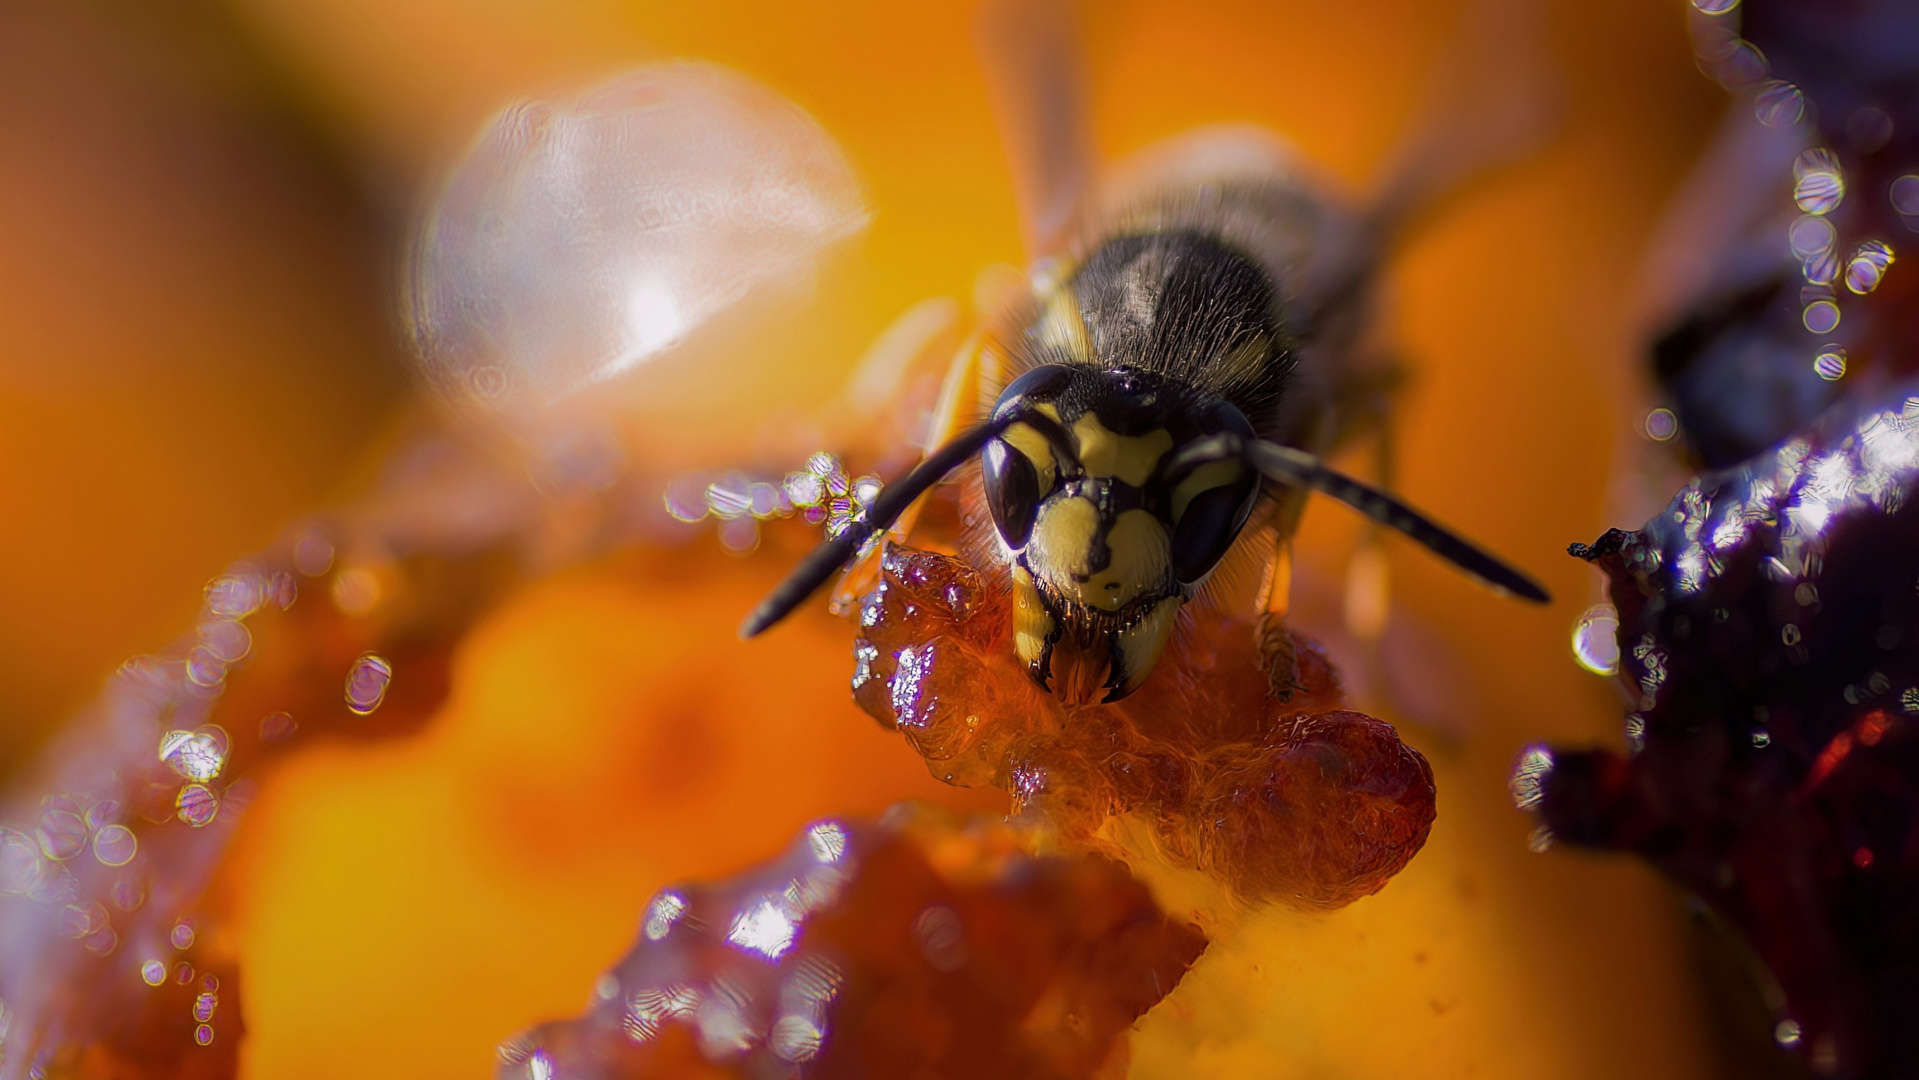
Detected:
[{"left": 405, "top": 63, "right": 867, "bottom": 414}]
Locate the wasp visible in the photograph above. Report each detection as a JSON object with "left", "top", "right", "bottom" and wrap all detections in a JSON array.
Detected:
[{"left": 742, "top": 1, "right": 1550, "bottom": 704}]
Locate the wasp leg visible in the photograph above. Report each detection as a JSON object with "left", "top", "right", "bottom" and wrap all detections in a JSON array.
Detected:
[
  {"left": 1256, "top": 610, "right": 1302, "bottom": 704},
  {"left": 1341, "top": 359, "right": 1402, "bottom": 643}
]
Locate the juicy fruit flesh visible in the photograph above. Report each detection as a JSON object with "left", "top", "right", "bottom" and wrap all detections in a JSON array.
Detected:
[{"left": 853, "top": 545, "right": 1436, "bottom": 910}]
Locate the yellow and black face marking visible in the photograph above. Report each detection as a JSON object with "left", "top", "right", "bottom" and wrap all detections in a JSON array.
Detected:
[
  {"left": 981, "top": 363, "right": 1258, "bottom": 701},
  {"left": 739, "top": 231, "right": 1549, "bottom": 700}
]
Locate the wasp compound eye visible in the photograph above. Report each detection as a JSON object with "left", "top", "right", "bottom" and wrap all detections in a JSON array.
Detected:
[
  {"left": 1170, "top": 476, "right": 1256, "bottom": 583},
  {"left": 984, "top": 438, "right": 1042, "bottom": 549},
  {"left": 990, "top": 363, "right": 1074, "bottom": 417}
]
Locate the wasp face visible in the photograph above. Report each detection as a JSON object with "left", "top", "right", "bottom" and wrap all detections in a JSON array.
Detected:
[{"left": 982, "top": 364, "right": 1259, "bottom": 702}]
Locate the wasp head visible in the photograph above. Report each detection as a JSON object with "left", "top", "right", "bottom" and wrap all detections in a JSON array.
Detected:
[{"left": 982, "top": 363, "right": 1260, "bottom": 702}]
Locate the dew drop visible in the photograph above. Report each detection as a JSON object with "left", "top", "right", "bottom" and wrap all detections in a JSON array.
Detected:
[
  {"left": 203, "top": 574, "right": 265, "bottom": 619},
  {"left": 1645, "top": 407, "right": 1679, "bottom": 442},
  {"left": 1803, "top": 299, "right": 1841, "bottom": 334},
  {"left": 258, "top": 711, "right": 297, "bottom": 743},
  {"left": 37, "top": 797, "right": 88, "bottom": 862},
  {"left": 194, "top": 1024, "right": 214, "bottom": 1047},
  {"left": 1793, "top": 149, "right": 1845, "bottom": 215},
  {"left": 1777, "top": 1019, "right": 1803, "bottom": 1047},
  {"left": 1753, "top": 80, "right": 1804, "bottom": 128},
  {"left": 292, "top": 530, "right": 334, "bottom": 577},
  {"left": 192, "top": 992, "right": 217, "bottom": 1023},
  {"left": 1571, "top": 604, "right": 1622, "bottom": 675},
  {"left": 769, "top": 1014, "right": 825, "bottom": 1062},
  {"left": 91, "top": 825, "right": 138, "bottom": 868},
  {"left": 141, "top": 960, "right": 166, "bottom": 986},
  {"left": 159, "top": 730, "right": 226, "bottom": 783},
  {"left": 0, "top": 829, "right": 43, "bottom": 895},
  {"left": 175, "top": 785, "right": 220, "bottom": 828},
  {"left": 1845, "top": 239, "right": 1894, "bottom": 295},
  {"left": 171, "top": 920, "right": 196, "bottom": 950},
  {"left": 1814, "top": 348, "right": 1848, "bottom": 381},
  {"left": 344, "top": 654, "right": 393, "bottom": 716},
  {"left": 1692, "top": 0, "right": 1737, "bottom": 11},
  {"left": 1891, "top": 175, "right": 1919, "bottom": 217},
  {"left": 1789, "top": 215, "right": 1837, "bottom": 261}
]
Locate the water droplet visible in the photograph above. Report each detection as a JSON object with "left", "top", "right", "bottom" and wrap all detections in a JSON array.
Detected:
[
  {"left": 1776, "top": 1018, "right": 1803, "bottom": 1047},
  {"left": 1754, "top": 80, "right": 1803, "bottom": 128},
  {"left": 1782, "top": 623, "right": 1803, "bottom": 646},
  {"left": 806, "top": 821, "right": 849, "bottom": 863},
  {"left": 1571, "top": 604, "right": 1621, "bottom": 675},
  {"left": 184, "top": 646, "right": 226, "bottom": 689},
  {"left": 1845, "top": 239, "right": 1894, "bottom": 295},
  {"left": 1526, "top": 823, "right": 1555, "bottom": 852},
  {"left": 1814, "top": 348, "right": 1849, "bottom": 381},
  {"left": 159, "top": 729, "right": 226, "bottom": 783},
  {"left": 1692, "top": 0, "right": 1737, "bottom": 11},
  {"left": 727, "top": 897, "right": 799, "bottom": 960},
  {"left": 175, "top": 785, "right": 220, "bottom": 828},
  {"left": 644, "top": 890, "right": 689, "bottom": 941},
  {"left": 1902, "top": 687, "right": 1919, "bottom": 713},
  {"left": 344, "top": 654, "right": 393, "bottom": 715},
  {"left": 197, "top": 620, "right": 252, "bottom": 664},
  {"left": 0, "top": 829, "right": 43, "bottom": 894},
  {"left": 1509, "top": 745, "right": 1555, "bottom": 811},
  {"left": 171, "top": 920, "right": 196, "bottom": 950},
  {"left": 292, "top": 530, "right": 334, "bottom": 577},
  {"left": 92, "top": 825, "right": 138, "bottom": 868},
  {"left": 1892, "top": 175, "right": 1919, "bottom": 217},
  {"left": 204, "top": 574, "right": 264, "bottom": 619},
  {"left": 705, "top": 475, "right": 754, "bottom": 519},
  {"left": 594, "top": 973, "right": 620, "bottom": 1001},
  {"left": 528, "top": 1049, "right": 554, "bottom": 1080},
  {"left": 192, "top": 992, "right": 217, "bottom": 1023},
  {"left": 1793, "top": 149, "right": 1845, "bottom": 215},
  {"left": 82, "top": 926, "right": 118, "bottom": 956},
  {"left": 37, "top": 797, "right": 88, "bottom": 861},
  {"left": 1803, "top": 299, "right": 1841, "bottom": 334},
  {"left": 769, "top": 1014, "right": 825, "bottom": 1062},
  {"left": 663, "top": 475, "right": 710, "bottom": 522},
  {"left": 141, "top": 960, "right": 166, "bottom": 986},
  {"left": 1752, "top": 728, "right": 1771, "bottom": 748},
  {"left": 259, "top": 711, "right": 297, "bottom": 743},
  {"left": 1803, "top": 248, "right": 1840, "bottom": 285},
  {"left": 717, "top": 517, "right": 760, "bottom": 555},
  {"left": 913, "top": 905, "right": 968, "bottom": 972},
  {"left": 783, "top": 470, "right": 824, "bottom": 508},
  {"left": 194, "top": 1024, "right": 214, "bottom": 1047},
  {"left": 109, "top": 876, "right": 144, "bottom": 911},
  {"left": 59, "top": 900, "right": 107, "bottom": 940},
  {"left": 1644, "top": 408, "right": 1679, "bottom": 442},
  {"left": 173, "top": 961, "right": 195, "bottom": 984},
  {"left": 1790, "top": 216, "right": 1837, "bottom": 264}
]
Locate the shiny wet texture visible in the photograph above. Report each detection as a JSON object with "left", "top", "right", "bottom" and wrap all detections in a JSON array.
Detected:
[
  {"left": 852, "top": 545, "right": 1434, "bottom": 909},
  {"left": 1529, "top": 392, "right": 1919, "bottom": 1078},
  {"left": 502, "top": 806, "right": 1206, "bottom": 1080}
]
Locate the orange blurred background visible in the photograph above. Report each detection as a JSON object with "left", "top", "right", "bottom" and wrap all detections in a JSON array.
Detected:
[{"left": 0, "top": 0, "right": 1755, "bottom": 1077}]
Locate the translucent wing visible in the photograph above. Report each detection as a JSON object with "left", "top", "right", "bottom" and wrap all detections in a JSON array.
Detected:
[
  {"left": 975, "top": 0, "right": 1097, "bottom": 258},
  {"left": 404, "top": 63, "right": 868, "bottom": 418}
]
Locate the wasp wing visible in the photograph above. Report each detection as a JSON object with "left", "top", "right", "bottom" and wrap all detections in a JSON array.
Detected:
[
  {"left": 976, "top": 0, "right": 1098, "bottom": 258},
  {"left": 404, "top": 63, "right": 868, "bottom": 420}
]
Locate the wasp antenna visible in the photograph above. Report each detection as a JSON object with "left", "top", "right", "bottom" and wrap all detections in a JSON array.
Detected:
[
  {"left": 1241, "top": 438, "right": 1552, "bottom": 604},
  {"left": 739, "top": 414, "right": 1022, "bottom": 638}
]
